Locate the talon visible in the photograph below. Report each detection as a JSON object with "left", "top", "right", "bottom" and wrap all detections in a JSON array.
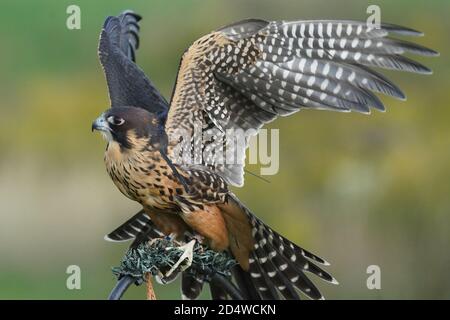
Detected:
[{"left": 165, "top": 239, "right": 196, "bottom": 278}]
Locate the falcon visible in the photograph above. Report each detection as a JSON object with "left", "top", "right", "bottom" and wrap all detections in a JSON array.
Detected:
[{"left": 92, "top": 11, "right": 437, "bottom": 299}]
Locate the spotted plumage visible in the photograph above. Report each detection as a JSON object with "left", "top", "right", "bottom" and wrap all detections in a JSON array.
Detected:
[{"left": 94, "top": 11, "right": 437, "bottom": 299}]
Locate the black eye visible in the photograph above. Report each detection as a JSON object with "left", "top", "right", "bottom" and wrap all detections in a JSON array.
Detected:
[{"left": 107, "top": 116, "right": 125, "bottom": 126}]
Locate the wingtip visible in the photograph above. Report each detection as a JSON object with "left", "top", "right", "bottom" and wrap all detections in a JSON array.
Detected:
[
  {"left": 398, "top": 93, "right": 407, "bottom": 101},
  {"left": 104, "top": 234, "right": 115, "bottom": 242},
  {"left": 382, "top": 23, "right": 424, "bottom": 37},
  {"left": 413, "top": 62, "right": 434, "bottom": 75},
  {"left": 121, "top": 10, "right": 142, "bottom": 22},
  {"left": 412, "top": 31, "right": 425, "bottom": 37},
  {"left": 104, "top": 234, "right": 129, "bottom": 242},
  {"left": 103, "top": 15, "right": 117, "bottom": 28},
  {"left": 422, "top": 48, "right": 440, "bottom": 57},
  {"left": 424, "top": 68, "right": 434, "bottom": 75},
  {"left": 375, "top": 106, "right": 386, "bottom": 113}
]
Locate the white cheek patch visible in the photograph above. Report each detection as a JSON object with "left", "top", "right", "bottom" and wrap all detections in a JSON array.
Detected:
[{"left": 100, "top": 130, "right": 113, "bottom": 142}]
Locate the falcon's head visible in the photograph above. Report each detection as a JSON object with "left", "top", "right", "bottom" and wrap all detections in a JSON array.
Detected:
[{"left": 92, "top": 106, "right": 166, "bottom": 150}]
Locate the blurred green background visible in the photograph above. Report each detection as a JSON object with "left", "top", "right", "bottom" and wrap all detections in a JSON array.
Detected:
[{"left": 0, "top": 0, "right": 448, "bottom": 299}]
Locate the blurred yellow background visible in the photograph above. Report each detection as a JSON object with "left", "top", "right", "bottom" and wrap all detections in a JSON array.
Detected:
[{"left": 0, "top": 0, "right": 448, "bottom": 299}]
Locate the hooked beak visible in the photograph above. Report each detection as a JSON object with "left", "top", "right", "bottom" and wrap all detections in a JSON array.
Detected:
[{"left": 91, "top": 114, "right": 109, "bottom": 132}]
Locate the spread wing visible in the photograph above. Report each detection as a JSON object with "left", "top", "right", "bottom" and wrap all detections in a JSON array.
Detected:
[
  {"left": 98, "top": 10, "right": 168, "bottom": 115},
  {"left": 165, "top": 19, "right": 437, "bottom": 186}
]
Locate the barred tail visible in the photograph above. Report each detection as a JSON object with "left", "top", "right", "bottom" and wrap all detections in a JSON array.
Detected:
[{"left": 230, "top": 194, "right": 338, "bottom": 300}]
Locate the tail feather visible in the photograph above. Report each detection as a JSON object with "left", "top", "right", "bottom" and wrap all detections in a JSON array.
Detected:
[
  {"left": 248, "top": 255, "right": 280, "bottom": 299},
  {"left": 230, "top": 193, "right": 337, "bottom": 299},
  {"left": 252, "top": 217, "right": 322, "bottom": 299},
  {"left": 256, "top": 217, "right": 336, "bottom": 283},
  {"left": 231, "top": 265, "right": 261, "bottom": 299},
  {"left": 253, "top": 241, "right": 300, "bottom": 299}
]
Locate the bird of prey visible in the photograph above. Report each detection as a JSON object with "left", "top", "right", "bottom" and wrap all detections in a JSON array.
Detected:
[{"left": 92, "top": 10, "right": 437, "bottom": 299}]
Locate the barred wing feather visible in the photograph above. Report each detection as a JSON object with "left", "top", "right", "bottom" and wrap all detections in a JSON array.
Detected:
[{"left": 165, "top": 19, "right": 437, "bottom": 186}]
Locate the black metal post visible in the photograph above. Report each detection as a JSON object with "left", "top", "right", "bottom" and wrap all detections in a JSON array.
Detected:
[
  {"left": 209, "top": 273, "right": 244, "bottom": 300},
  {"left": 108, "top": 276, "right": 135, "bottom": 300}
]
